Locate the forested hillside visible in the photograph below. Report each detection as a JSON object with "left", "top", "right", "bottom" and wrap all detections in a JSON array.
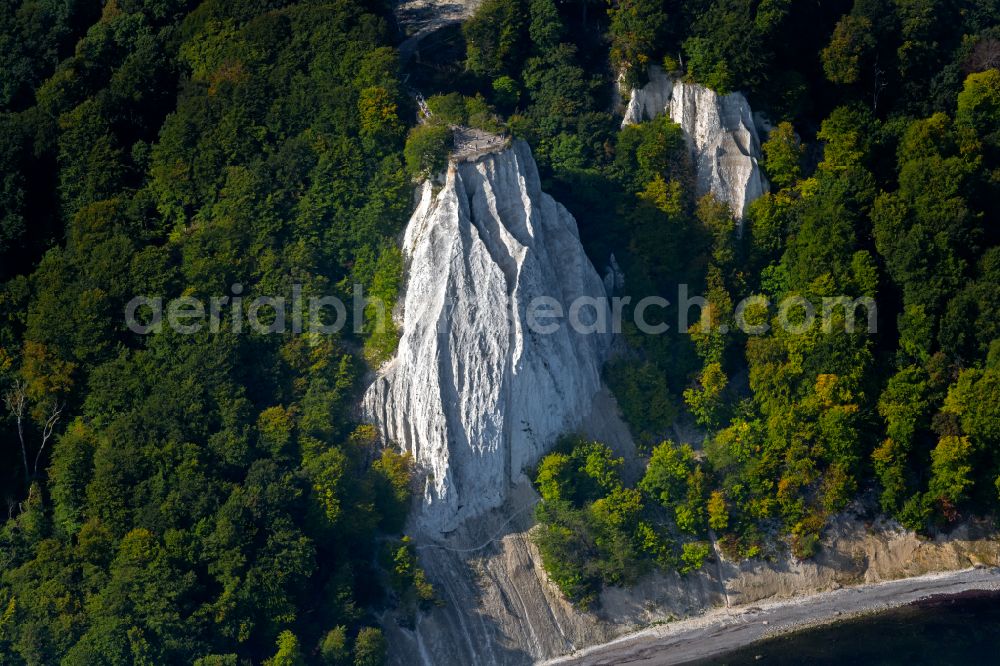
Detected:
[
  {"left": 400, "top": 0, "right": 1000, "bottom": 603},
  {"left": 1, "top": 1, "right": 421, "bottom": 663},
  {"left": 2, "top": 0, "right": 1000, "bottom": 660}
]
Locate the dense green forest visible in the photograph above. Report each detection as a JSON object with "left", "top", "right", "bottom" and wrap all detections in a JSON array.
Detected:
[
  {"left": 2, "top": 0, "right": 1000, "bottom": 658},
  {"left": 0, "top": 0, "right": 425, "bottom": 662}
]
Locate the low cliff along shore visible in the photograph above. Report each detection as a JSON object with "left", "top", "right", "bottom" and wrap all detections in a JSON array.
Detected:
[
  {"left": 545, "top": 566, "right": 1000, "bottom": 666},
  {"left": 382, "top": 496, "right": 1000, "bottom": 666},
  {"left": 363, "top": 136, "right": 1000, "bottom": 666}
]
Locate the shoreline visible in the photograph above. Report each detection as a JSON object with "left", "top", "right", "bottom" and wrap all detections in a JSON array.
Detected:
[{"left": 541, "top": 566, "right": 1000, "bottom": 666}]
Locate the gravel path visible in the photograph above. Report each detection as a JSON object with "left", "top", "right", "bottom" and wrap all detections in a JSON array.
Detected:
[
  {"left": 542, "top": 567, "right": 1000, "bottom": 666},
  {"left": 397, "top": 0, "right": 481, "bottom": 61}
]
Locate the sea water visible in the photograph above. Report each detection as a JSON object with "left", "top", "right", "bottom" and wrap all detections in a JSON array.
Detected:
[{"left": 697, "top": 591, "right": 1000, "bottom": 665}]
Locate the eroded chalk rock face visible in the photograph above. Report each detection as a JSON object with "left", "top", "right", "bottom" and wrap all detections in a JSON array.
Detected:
[
  {"left": 621, "top": 65, "right": 768, "bottom": 218},
  {"left": 363, "top": 139, "right": 611, "bottom": 534}
]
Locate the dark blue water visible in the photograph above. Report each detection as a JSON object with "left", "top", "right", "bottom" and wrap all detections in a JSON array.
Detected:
[{"left": 696, "top": 592, "right": 1000, "bottom": 665}]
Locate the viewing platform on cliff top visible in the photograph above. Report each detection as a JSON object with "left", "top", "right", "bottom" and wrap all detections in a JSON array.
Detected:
[{"left": 450, "top": 126, "right": 510, "bottom": 162}]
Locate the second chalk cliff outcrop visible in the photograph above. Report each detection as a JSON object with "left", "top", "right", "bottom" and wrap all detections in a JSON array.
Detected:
[{"left": 621, "top": 65, "right": 768, "bottom": 218}]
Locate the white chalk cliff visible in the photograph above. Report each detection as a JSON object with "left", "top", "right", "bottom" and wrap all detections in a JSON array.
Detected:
[
  {"left": 363, "top": 139, "right": 611, "bottom": 534},
  {"left": 621, "top": 65, "right": 768, "bottom": 218}
]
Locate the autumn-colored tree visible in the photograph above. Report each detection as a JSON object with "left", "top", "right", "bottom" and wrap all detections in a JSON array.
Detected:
[{"left": 821, "top": 15, "right": 875, "bottom": 85}]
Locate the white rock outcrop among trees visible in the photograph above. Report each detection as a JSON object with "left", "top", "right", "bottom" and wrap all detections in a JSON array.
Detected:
[
  {"left": 621, "top": 65, "right": 768, "bottom": 218},
  {"left": 363, "top": 139, "right": 611, "bottom": 534}
]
